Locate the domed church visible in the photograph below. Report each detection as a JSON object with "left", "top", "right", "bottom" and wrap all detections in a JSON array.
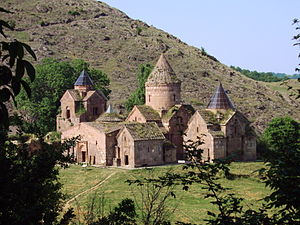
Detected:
[{"left": 57, "top": 54, "right": 256, "bottom": 168}]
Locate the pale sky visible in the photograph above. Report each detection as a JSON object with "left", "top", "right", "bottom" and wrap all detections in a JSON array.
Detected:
[{"left": 101, "top": 0, "right": 300, "bottom": 74}]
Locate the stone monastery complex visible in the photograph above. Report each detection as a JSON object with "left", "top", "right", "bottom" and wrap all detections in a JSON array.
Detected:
[{"left": 57, "top": 54, "right": 256, "bottom": 168}]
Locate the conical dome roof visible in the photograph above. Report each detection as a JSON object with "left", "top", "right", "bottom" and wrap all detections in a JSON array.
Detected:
[
  {"left": 146, "top": 54, "right": 180, "bottom": 84},
  {"left": 74, "top": 70, "right": 94, "bottom": 86},
  {"left": 207, "top": 83, "right": 235, "bottom": 110}
]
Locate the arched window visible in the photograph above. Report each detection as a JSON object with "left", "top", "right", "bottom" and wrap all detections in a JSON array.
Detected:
[
  {"left": 93, "top": 107, "right": 98, "bottom": 116},
  {"left": 66, "top": 106, "right": 71, "bottom": 119},
  {"left": 148, "top": 95, "right": 151, "bottom": 102},
  {"left": 173, "top": 94, "right": 176, "bottom": 101}
]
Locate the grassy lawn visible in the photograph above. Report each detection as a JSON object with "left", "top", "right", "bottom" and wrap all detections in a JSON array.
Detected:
[{"left": 59, "top": 162, "right": 270, "bottom": 224}]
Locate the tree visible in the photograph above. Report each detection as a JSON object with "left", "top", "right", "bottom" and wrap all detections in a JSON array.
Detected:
[
  {"left": 292, "top": 18, "right": 300, "bottom": 99},
  {"left": 125, "top": 63, "right": 153, "bottom": 111},
  {"left": 15, "top": 58, "right": 111, "bottom": 135},
  {"left": 76, "top": 193, "right": 137, "bottom": 225},
  {"left": 293, "top": 19, "right": 300, "bottom": 73},
  {"left": 0, "top": 137, "right": 77, "bottom": 225},
  {"left": 0, "top": 7, "right": 36, "bottom": 141},
  {"left": 127, "top": 169, "right": 176, "bottom": 225},
  {"left": 261, "top": 117, "right": 300, "bottom": 223},
  {"left": 0, "top": 8, "right": 75, "bottom": 225},
  {"left": 230, "top": 66, "right": 288, "bottom": 82}
]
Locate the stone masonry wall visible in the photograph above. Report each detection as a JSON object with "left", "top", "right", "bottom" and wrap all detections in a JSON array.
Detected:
[
  {"left": 145, "top": 83, "right": 181, "bottom": 112},
  {"left": 184, "top": 112, "right": 214, "bottom": 161}
]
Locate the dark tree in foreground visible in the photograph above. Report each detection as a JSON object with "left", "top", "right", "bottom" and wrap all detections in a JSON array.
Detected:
[
  {"left": 0, "top": 7, "right": 36, "bottom": 141},
  {"left": 0, "top": 137, "right": 77, "bottom": 225},
  {"left": 293, "top": 18, "right": 300, "bottom": 73},
  {"left": 290, "top": 18, "right": 300, "bottom": 99},
  {"left": 0, "top": 8, "right": 76, "bottom": 225},
  {"left": 261, "top": 117, "right": 300, "bottom": 223},
  {"left": 76, "top": 194, "right": 137, "bottom": 225}
]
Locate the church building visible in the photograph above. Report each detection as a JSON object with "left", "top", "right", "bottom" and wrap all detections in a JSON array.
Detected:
[{"left": 57, "top": 54, "right": 256, "bottom": 168}]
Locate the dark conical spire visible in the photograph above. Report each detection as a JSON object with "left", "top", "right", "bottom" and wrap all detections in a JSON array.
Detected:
[
  {"left": 74, "top": 70, "right": 94, "bottom": 86},
  {"left": 146, "top": 54, "right": 180, "bottom": 84},
  {"left": 207, "top": 83, "right": 235, "bottom": 110}
]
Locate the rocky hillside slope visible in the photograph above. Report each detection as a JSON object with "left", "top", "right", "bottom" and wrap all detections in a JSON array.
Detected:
[{"left": 2, "top": 0, "right": 299, "bottom": 132}]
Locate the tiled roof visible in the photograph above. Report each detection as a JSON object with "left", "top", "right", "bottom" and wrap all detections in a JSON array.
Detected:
[
  {"left": 146, "top": 54, "right": 181, "bottom": 84},
  {"left": 135, "top": 105, "right": 161, "bottom": 121},
  {"left": 207, "top": 83, "right": 235, "bottom": 110},
  {"left": 197, "top": 109, "right": 235, "bottom": 125},
  {"left": 82, "top": 90, "right": 108, "bottom": 101},
  {"left": 124, "top": 122, "right": 165, "bottom": 141},
  {"left": 162, "top": 104, "right": 195, "bottom": 122},
  {"left": 66, "top": 89, "right": 107, "bottom": 101},
  {"left": 198, "top": 109, "right": 219, "bottom": 124},
  {"left": 209, "top": 130, "right": 225, "bottom": 137},
  {"left": 74, "top": 70, "right": 94, "bottom": 86},
  {"left": 66, "top": 90, "right": 81, "bottom": 101},
  {"left": 95, "top": 112, "right": 124, "bottom": 123},
  {"left": 85, "top": 122, "right": 123, "bottom": 133}
]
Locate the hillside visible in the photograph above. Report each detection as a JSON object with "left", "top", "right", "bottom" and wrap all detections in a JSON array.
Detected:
[{"left": 1, "top": 0, "right": 299, "bottom": 132}]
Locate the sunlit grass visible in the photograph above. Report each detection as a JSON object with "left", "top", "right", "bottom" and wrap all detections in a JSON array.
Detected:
[{"left": 59, "top": 162, "right": 270, "bottom": 223}]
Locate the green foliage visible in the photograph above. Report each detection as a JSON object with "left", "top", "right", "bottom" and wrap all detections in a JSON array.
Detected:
[
  {"left": 292, "top": 19, "right": 300, "bottom": 99},
  {"left": 45, "top": 131, "right": 61, "bottom": 143},
  {"left": 0, "top": 9, "right": 36, "bottom": 140},
  {"left": 127, "top": 169, "right": 175, "bottom": 225},
  {"left": 102, "top": 198, "right": 137, "bottom": 225},
  {"left": 68, "top": 10, "right": 80, "bottom": 16},
  {"left": 125, "top": 63, "right": 153, "bottom": 111},
  {"left": 230, "top": 66, "right": 289, "bottom": 82},
  {"left": 200, "top": 47, "right": 218, "bottom": 62},
  {"left": 0, "top": 137, "right": 77, "bottom": 225},
  {"left": 15, "top": 58, "right": 110, "bottom": 135},
  {"left": 200, "top": 47, "right": 207, "bottom": 56},
  {"left": 77, "top": 194, "right": 137, "bottom": 225},
  {"left": 260, "top": 117, "right": 300, "bottom": 223},
  {"left": 293, "top": 18, "right": 300, "bottom": 73},
  {"left": 136, "top": 27, "right": 143, "bottom": 35},
  {"left": 0, "top": 8, "right": 76, "bottom": 225},
  {"left": 75, "top": 101, "right": 87, "bottom": 116}
]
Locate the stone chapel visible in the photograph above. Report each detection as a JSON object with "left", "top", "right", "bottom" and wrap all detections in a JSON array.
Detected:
[{"left": 57, "top": 54, "right": 256, "bottom": 168}]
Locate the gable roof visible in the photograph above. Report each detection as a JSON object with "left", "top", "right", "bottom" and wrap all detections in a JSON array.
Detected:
[
  {"left": 195, "top": 109, "right": 236, "bottom": 125},
  {"left": 135, "top": 105, "right": 161, "bottom": 121},
  {"left": 85, "top": 122, "right": 123, "bottom": 134},
  {"left": 82, "top": 90, "right": 108, "bottom": 101},
  {"left": 146, "top": 54, "right": 181, "bottom": 84},
  {"left": 95, "top": 112, "right": 124, "bottom": 123},
  {"left": 207, "top": 83, "right": 235, "bottom": 110},
  {"left": 162, "top": 104, "right": 195, "bottom": 122},
  {"left": 74, "top": 70, "right": 94, "bottom": 86},
  {"left": 224, "top": 110, "right": 249, "bottom": 126},
  {"left": 66, "top": 89, "right": 81, "bottom": 101},
  {"left": 123, "top": 122, "right": 165, "bottom": 141},
  {"left": 64, "top": 89, "right": 108, "bottom": 102}
]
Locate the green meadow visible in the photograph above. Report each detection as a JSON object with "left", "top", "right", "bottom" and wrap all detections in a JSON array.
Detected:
[{"left": 59, "top": 162, "right": 269, "bottom": 223}]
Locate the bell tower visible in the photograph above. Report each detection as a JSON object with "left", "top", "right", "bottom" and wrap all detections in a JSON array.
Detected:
[
  {"left": 145, "top": 54, "right": 181, "bottom": 114},
  {"left": 74, "top": 70, "right": 94, "bottom": 97}
]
